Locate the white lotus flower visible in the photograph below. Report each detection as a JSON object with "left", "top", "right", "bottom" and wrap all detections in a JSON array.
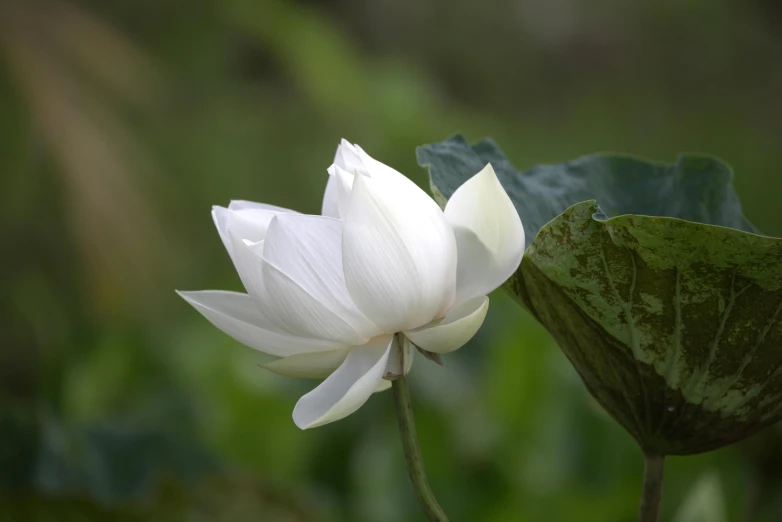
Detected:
[{"left": 178, "top": 140, "right": 524, "bottom": 429}]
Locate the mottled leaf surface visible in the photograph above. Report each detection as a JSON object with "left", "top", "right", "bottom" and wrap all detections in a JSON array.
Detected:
[
  {"left": 518, "top": 201, "right": 782, "bottom": 454},
  {"left": 419, "top": 136, "right": 782, "bottom": 455}
]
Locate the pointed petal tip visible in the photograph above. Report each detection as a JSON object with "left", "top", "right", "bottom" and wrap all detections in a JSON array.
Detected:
[
  {"left": 478, "top": 162, "right": 497, "bottom": 176},
  {"left": 176, "top": 289, "right": 198, "bottom": 302},
  {"left": 212, "top": 206, "right": 230, "bottom": 234},
  {"left": 469, "top": 163, "right": 505, "bottom": 196},
  {"left": 416, "top": 346, "right": 444, "bottom": 366},
  {"left": 478, "top": 161, "right": 497, "bottom": 176},
  {"left": 263, "top": 213, "right": 281, "bottom": 234}
]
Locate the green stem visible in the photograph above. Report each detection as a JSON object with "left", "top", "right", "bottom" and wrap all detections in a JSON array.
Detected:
[
  {"left": 638, "top": 454, "right": 665, "bottom": 522},
  {"left": 391, "top": 374, "right": 449, "bottom": 522}
]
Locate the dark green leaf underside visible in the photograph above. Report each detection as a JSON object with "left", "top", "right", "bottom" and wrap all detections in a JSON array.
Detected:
[{"left": 417, "top": 135, "right": 758, "bottom": 249}]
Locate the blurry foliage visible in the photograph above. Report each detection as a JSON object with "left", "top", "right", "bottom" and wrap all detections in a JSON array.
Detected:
[
  {"left": 672, "top": 472, "right": 727, "bottom": 522},
  {"left": 1, "top": 474, "right": 317, "bottom": 522},
  {"left": 1, "top": 0, "right": 781, "bottom": 520}
]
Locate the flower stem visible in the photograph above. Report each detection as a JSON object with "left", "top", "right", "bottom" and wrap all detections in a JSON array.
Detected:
[
  {"left": 391, "top": 374, "right": 449, "bottom": 522},
  {"left": 638, "top": 454, "right": 665, "bottom": 522}
]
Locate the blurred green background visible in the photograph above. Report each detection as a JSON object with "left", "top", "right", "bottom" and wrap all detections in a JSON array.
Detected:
[{"left": 2, "top": 0, "right": 782, "bottom": 520}]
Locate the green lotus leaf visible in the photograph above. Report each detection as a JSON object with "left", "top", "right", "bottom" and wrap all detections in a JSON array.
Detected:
[
  {"left": 418, "top": 136, "right": 782, "bottom": 455},
  {"left": 418, "top": 135, "right": 758, "bottom": 242}
]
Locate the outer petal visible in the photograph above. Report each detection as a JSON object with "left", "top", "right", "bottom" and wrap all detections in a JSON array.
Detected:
[
  {"left": 213, "top": 206, "right": 284, "bottom": 254},
  {"left": 326, "top": 139, "right": 364, "bottom": 220},
  {"left": 322, "top": 175, "right": 339, "bottom": 218},
  {"left": 342, "top": 173, "right": 457, "bottom": 333},
  {"left": 325, "top": 165, "right": 356, "bottom": 220},
  {"left": 212, "top": 206, "right": 233, "bottom": 253},
  {"left": 228, "top": 201, "right": 297, "bottom": 213},
  {"left": 261, "top": 260, "right": 366, "bottom": 345},
  {"left": 404, "top": 296, "right": 489, "bottom": 354},
  {"left": 177, "top": 290, "right": 342, "bottom": 356},
  {"left": 263, "top": 214, "right": 377, "bottom": 339},
  {"left": 263, "top": 348, "right": 350, "bottom": 378},
  {"left": 229, "top": 233, "right": 363, "bottom": 344},
  {"left": 444, "top": 164, "right": 524, "bottom": 304},
  {"left": 292, "top": 335, "right": 393, "bottom": 429},
  {"left": 228, "top": 233, "right": 267, "bottom": 300}
]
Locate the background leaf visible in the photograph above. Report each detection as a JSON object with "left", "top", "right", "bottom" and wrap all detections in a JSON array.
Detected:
[
  {"left": 516, "top": 200, "right": 782, "bottom": 454},
  {"left": 418, "top": 135, "right": 758, "bottom": 250},
  {"left": 422, "top": 136, "right": 782, "bottom": 456},
  {"left": 672, "top": 471, "right": 727, "bottom": 522}
]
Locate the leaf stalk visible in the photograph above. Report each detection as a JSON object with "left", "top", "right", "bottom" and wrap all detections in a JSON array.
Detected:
[{"left": 638, "top": 454, "right": 665, "bottom": 522}]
